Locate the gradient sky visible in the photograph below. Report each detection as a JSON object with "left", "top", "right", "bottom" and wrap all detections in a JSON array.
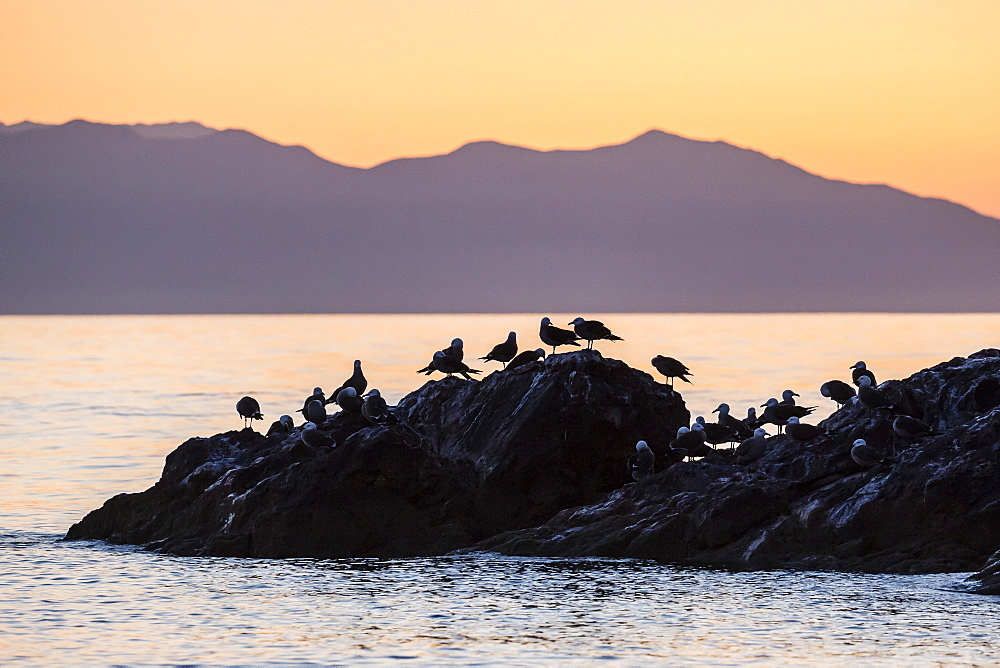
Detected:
[{"left": 2, "top": 0, "right": 998, "bottom": 217}]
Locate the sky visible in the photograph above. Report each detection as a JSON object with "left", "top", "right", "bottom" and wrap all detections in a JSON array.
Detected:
[{"left": 2, "top": 0, "right": 998, "bottom": 218}]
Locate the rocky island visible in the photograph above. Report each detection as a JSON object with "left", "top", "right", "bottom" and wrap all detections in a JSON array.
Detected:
[{"left": 67, "top": 349, "right": 1000, "bottom": 588}]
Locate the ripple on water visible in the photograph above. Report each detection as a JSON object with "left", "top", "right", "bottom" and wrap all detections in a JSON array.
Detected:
[{"left": 1, "top": 534, "right": 998, "bottom": 664}]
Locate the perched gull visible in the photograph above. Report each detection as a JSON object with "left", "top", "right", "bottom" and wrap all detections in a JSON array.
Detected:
[
  {"left": 331, "top": 360, "right": 367, "bottom": 399},
  {"left": 820, "top": 380, "right": 856, "bottom": 408},
  {"left": 417, "top": 338, "right": 464, "bottom": 375},
  {"left": 759, "top": 398, "right": 816, "bottom": 433},
  {"left": 361, "top": 389, "right": 390, "bottom": 424},
  {"left": 630, "top": 440, "right": 655, "bottom": 481},
  {"left": 265, "top": 414, "right": 294, "bottom": 437},
  {"left": 305, "top": 398, "right": 327, "bottom": 424},
  {"left": 336, "top": 386, "right": 364, "bottom": 413},
  {"left": 506, "top": 348, "right": 545, "bottom": 371},
  {"left": 736, "top": 428, "right": 768, "bottom": 465},
  {"left": 892, "top": 415, "right": 935, "bottom": 440},
  {"left": 431, "top": 350, "right": 481, "bottom": 381},
  {"left": 851, "top": 361, "right": 877, "bottom": 388},
  {"left": 568, "top": 317, "right": 623, "bottom": 350},
  {"left": 480, "top": 332, "right": 518, "bottom": 367},
  {"left": 300, "top": 422, "right": 336, "bottom": 448},
  {"left": 712, "top": 403, "right": 754, "bottom": 441},
  {"left": 670, "top": 426, "right": 706, "bottom": 459},
  {"left": 236, "top": 396, "right": 263, "bottom": 429},
  {"left": 851, "top": 438, "right": 888, "bottom": 468},
  {"left": 695, "top": 415, "right": 736, "bottom": 447},
  {"left": 857, "top": 375, "right": 895, "bottom": 412},
  {"left": 779, "top": 390, "right": 799, "bottom": 406},
  {"left": 743, "top": 407, "right": 760, "bottom": 430},
  {"left": 651, "top": 356, "right": 692, "bottom": 388},
  {"left": 296, "top": 387, "right": 325, "bottom": 415},
  {"left": 784, "top": 416, "right": 824, "bottom": 443},
  {"left": 539, "top": 317, "right": 580, "bottom": 354}
]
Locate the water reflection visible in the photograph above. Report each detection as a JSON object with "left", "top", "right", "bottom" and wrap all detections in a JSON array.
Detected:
[{"left": 2, "top": 534, "right": 998, "bottom": 664}]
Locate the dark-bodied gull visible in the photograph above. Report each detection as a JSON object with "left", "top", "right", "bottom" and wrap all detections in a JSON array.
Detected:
[
  {"left": 300, "top": 422, "right": 336, "bottom": 448},
  {"left": 759, "top": 398, "right": 816, "bottom": 433},
  {"left": 480, "top": 332, "right": 518, "bottom": 367},
  {"left": 851, "top": 438, "right": 889, "bottom": 468},
  {"left": 331, "top": 360, "right": 367, "bottom": 399},
  {"left": 695, "top": 415, "right": 736, "bottom": 447},
  {"left": 568, "top": 317, "right": 623, "bottom": 350},
  {"left": 630, "top": 440, "right": 655, "bottom": 481},
  {"left": 712, "top": 403, "right": 754, "bottom": 441},
  {"left": 431, "top": 351, "right": 481, "bottom": 381},
  {"left": 236, "top": 396, "right": 263, "bottom": 429},
  {"left": 784, "top": 416, "right": 824, "bottom": 442},
  {"left": 417, "top": 338, "right": 465, "bottom": 375},
  {"left": 779, "top": 390, "right": 799, "bottom": 406},
  {"left": 265, "top": 414, "right": 295, "bottom": 437},
  {"left": 305, "top": 398, "right": 327, "bottom": 424},
  {"left": 539, "top": 317, "right": 580, "bottom": 354},
  {"left": 506, "top": 348, "right": 545, "bottom": 371},
  {"left": 296, "top": 387, "right": 325, "bottom": 415},
  {"left": 361, "top": 389, "right": 390, "bottom": 424},
  {"left": 736, "top": 428, "right": 768, "bottom": 465},
  {"left": 651, "top": 355, "right": 692, "bottom": 388},
  {"left": 820, "top": 380, "right": 856, "bottom": 408},
  {"left": 892, "top": 415, "right": 936, "bottom": 440},
  {"left": 336, "top": 386, "right": 364, "bottom": 413},
  {"left": 851, "top": 361, "right": 877, "bottom": 388},
  {"left": 857, "top": 375, "right": 895, "bottom": 412}
]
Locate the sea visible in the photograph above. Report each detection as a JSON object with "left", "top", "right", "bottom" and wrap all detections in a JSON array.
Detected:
[{"left": 2, "top": 313, "right": 999, "bottom": 664}]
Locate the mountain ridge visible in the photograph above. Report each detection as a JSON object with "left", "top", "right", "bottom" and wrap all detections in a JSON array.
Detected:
[{"left": 2, "top": 120, "right": 997, "bottom": 314}]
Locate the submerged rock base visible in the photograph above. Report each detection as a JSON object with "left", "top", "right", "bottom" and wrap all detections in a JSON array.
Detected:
[{"left": 67, "top": 349, "right": 1000, "bottom": 578}]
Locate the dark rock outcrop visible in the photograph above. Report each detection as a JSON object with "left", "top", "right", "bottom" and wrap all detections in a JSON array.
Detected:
[
  {"left": 66, "top": 350, "right": 688, "bottom": 557},
  {"left": 66, "top": 349, "right": 1000, "bottom": 575},
  {"left": 476, "top": 349, "right": 1000, "bottom": 574}
]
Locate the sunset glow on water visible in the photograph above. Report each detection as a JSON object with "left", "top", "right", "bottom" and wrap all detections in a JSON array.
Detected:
[{"left": 2, "top": 314, "right": 999, "bottom": 663}]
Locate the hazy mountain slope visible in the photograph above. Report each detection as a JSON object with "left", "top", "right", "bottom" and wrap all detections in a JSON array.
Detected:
[{"left": 2, "top": 121, "right": 997, "bottom": 313}]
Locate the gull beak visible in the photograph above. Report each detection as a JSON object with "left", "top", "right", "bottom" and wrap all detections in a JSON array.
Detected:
[{"left": 712, "top": 408, "right": 719, "bottom": 413}]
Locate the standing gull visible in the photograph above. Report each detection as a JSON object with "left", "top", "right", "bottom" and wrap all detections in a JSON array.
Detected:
[
  {"left": 331, "top": 360, "right": 367, "bottom": 399},
  {"left": 630, "top": 440, "right": 655, "bottom": 481},
  {"left": 568, "top": 317, "right": 623, "bottom": 350},
  {"left": 304, "top": 398, "right": 327, "bottom": 424},
  {"left": 820, "top": 380, "right": 856, "bottom": 408},
  {"left": 779, "top": 390, "right": 799, "bottom": 406},
  {"left": 417, "top": 338, "right": 464, "bottom": 375},
  {"left": 651, "top": 356, "right": 692, "bottom": 388},
  {"left": 336, "top": 386, "right": 364, "bottom": 413},
  {"left": 539, "top": 317, "right": 580, "bottom": 354},
  {"left": 236, "top": 396, "right": 263, "bottom": 429},
  {"left": 759, "top": 398, "right": 816, "bottom": 433},
  {"left": 480, "top": 332, "right": 518, "bottom": 367},
  {"left": 713, "top": 403, "right": 754, "bottom": 441},
  {"left": 784, "top": 416, "right": 825, "bottom": 443},
  {"left": 431, "top": 351, "right": 481, "bottom": 381},
  {"left": 851, "top": 361, "right": 877, "bottom": 388},
  {"left": 695, "top": 416, "right": 736, "bottom": 447},
  {"left": 296, "top": 387, "right": 325, "bottom": 415},
  {"left": 892, "top": 415, "right": 936, "bottom": 441}
]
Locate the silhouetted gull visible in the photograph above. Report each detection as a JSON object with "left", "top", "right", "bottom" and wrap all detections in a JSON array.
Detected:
[
  {"left": 305, "top": 398, "right": 327, "bottom": 424},
  {"left": 417, "top": 338, "right": 464, "bottom": 375},
  {"left": 480, "top": 332, "right": 518, "bottom": 367},
  {"left": 759, "top": 398, "right": 816, "bottom": 433},
  {"left": 851, "top": 361, "right": 877, "bottom": 387},
  {"left": 236, "top": 396, "right": 263, "bottom": 429},
  {"left": 695, "top": 415, "right": 736, "bottom": 446},
  {"left": 332, "top": 360, "right": 367, "bottom": 398},
  {"left": 712, "top": 403, "right": 754, "bottom": 441},
  {"left": 670, "top": 426, "right": 704, "bottom": 460},
  {"left": 539, "top": 317, "right": 580, "bottom": 354},
  {"left": 779, "top": 390, "right": 799, "bottom": 406},
  {"left": 300, "top": 422, "right": 336, "bottom": 448},
  {"left": 892, "top": 415, "right": 935, "bottom": 440},
  {"left": 568, "top": 317, "right": 623, "bottom": 350},
  {"left": 265, "top": 414, "right": 294, "bottom": 437},
  {"left": 651, "top": 355, "right": 692, "bottom": 388},
  {"left": 785, "top": 416, "right": 824, "bottom": 442},
  {"left": 736, "top": 428, "right": 768, "bottom": 465},
  {"left": 297, "top": 387, "right": 325, "bottom": 415},
  {"left": 820, "top": 380, "right": 856, "bottom": 408},
  {"left": 743, "top": 407, "right": 760, "bottom": 430},
  {"left": 431, "top": 351, "right": 481, "bottom": 381},
  {"left": 336, "top": 386, "right": 364, "bottom": 413},
  {"left": 851, "top": 438, "right": 888, "bottom": 468},
  {"left": 630, "top": 440, "right": 655, "bottom": 481},
  {"left": 506, "top": 348, "right": 545, "bottom": 371},
  {"left": 361, "top": 389, "right": 389, "bottom": 424},
  {"left": 857, "top": 375, "right": 895, "bottom": 411}
]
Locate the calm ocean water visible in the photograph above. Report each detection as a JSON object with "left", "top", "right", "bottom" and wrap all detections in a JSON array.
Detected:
[{"left": 2, "top": 313, "right": 999, "bottom": 663}]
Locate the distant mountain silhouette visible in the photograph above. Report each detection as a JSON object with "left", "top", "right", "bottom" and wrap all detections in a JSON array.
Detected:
[{"left": 2, "top": 120, "right": 997, "bottom": 313}]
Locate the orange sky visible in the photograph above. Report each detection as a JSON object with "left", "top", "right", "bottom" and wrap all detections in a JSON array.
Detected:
[{"left": 2, "top": 0, "right": 998, "bottom": 218}]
